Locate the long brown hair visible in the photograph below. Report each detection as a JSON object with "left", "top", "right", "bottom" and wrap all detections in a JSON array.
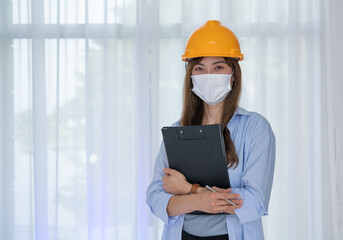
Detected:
[{"left": 180, "top": 57, "right": 242, "bottom": 169}]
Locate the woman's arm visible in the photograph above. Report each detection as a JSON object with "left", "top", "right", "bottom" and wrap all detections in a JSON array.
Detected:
[
  {"left": 162, "top": 167, "right": 243, "bottom": 215},
  {"left": 146, "top": 141, "right": 182, "bottom": 226},
  {"left": 231, "top": 115, "right": 276, "bottom": 224},
  {"left": 167, "top": 189, "right": 242, "bottom": 216}
]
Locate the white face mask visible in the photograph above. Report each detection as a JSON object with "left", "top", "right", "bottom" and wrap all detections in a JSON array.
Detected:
[{"left": 191, "top": 73, "right": 233, "bottom": 105}]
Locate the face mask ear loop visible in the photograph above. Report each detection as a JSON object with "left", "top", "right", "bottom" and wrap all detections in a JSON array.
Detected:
[
  {"left": 185, "top": 62, "right": 189, "bottom": 72},
  {"left": 231, "top": 69, "right": 235, "bottom": 88}
]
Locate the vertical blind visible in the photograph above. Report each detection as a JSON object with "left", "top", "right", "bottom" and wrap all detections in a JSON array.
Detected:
[{"left": 0, "top": 0, "right": 338, "bottom": 239}]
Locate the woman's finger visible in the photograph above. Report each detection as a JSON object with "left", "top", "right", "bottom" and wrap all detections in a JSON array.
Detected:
[
  {"left": 217, "top": 199, "right": 242, "bottom": 207},
  {"left": 216, "top": 192, "right": 241, "bottom": 200},
  {"left": 229, "top": 199, "right": 243, "bottom": 205},
  {"left": 162, "top": 167, "right": 171, "bottom": 173},
  {"left": 163, "top": 168, "right": 180, "bottom": 176},
  {"left": 212, "top": 186, "right": 231, "bottom": 193},
  {"left": 216, "top": 200, "right": 243, "bottom": 213}
]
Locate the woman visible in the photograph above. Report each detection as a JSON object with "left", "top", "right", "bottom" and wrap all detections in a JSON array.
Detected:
[{"left": 146, "top": 20, "right": 276, "bottom": 240}]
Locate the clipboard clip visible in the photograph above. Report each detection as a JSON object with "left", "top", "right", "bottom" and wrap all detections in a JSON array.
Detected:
[{"left": 176, "top": 128, "right": 206, "bottom": 140}]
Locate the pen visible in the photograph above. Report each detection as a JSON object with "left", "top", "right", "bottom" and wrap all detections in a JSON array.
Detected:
[{"left": 205, "top": 185, "right": 237, "bottom": 207}]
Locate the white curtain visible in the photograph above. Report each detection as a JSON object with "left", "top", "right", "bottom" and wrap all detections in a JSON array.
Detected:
[
  {"left": 323, "top": 1, "right": 343, "bottom": 239},
  {"left": 0, "top": 0, "right": 342, "bottom": 239}
]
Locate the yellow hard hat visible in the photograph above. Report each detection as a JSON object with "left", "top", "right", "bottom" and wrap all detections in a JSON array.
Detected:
[{"left": 182, "top": 20, "right": 244, "bottom": 61}]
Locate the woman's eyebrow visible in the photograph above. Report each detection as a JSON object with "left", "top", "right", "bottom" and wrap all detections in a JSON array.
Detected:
[
  {"left": 212, "top": 61, "right": 227, "bottom": 65},
  {"left": 196, "top": 63, "right": 205, "bottom": 66}
]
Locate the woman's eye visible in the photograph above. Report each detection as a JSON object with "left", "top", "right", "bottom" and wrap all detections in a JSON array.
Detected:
[
  {"left": 194, "top": 67, "right": 203, "bottom": 71},
  {"left": 215, "top": 65, "right": 224, "bottom": 70}
]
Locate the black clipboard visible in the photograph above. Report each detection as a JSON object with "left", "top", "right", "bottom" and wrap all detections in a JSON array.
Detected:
[{"left": 161, "top": 124, "right": 231, "bottom": 214}]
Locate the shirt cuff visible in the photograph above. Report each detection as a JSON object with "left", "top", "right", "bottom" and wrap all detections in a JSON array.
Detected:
[
  {"left": 150, "top": 192, "right": 180, "bottom": 226},
  {"left": 231, "top": 187, "right": 268, "bottom": 224}
]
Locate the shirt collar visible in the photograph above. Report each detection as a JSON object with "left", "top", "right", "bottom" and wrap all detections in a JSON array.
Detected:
[
  {"left": 176, "top": 107, "right": 249, "bottom": 127},
  {"left": 234, "top": 106, "right": 250, "bottom": 116},
  {"left": 228, "top": 106, "right": 249, "bottom": 127}
]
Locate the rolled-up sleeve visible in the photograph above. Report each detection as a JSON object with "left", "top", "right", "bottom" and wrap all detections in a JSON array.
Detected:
[
  {"left": 146, "top": 141, "right": 181, "bottom": 226},
  {"left": 232, "top": 116, "right": 276, "bottom": 224}
]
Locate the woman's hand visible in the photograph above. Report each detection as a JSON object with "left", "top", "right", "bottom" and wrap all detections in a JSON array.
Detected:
[
  {"left": 162, "top": 168, "right": 192, "bottom": 195},
  {"left": 195, "top": 187, "right": 243, "bottom": 214}
]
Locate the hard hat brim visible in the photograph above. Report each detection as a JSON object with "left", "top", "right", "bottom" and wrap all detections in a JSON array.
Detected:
[{"left": 182, "top": 53, "right": 244, "bottom": 62}]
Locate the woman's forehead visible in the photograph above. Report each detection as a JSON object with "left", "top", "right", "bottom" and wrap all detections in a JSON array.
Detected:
[{"left": 198, "top": 56, "right": 226, "bottom": 65}]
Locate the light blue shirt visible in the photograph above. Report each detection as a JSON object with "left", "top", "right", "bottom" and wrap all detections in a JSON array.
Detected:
[{"left": 146, "top": 107, "right": 276, "bottom": 240}]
